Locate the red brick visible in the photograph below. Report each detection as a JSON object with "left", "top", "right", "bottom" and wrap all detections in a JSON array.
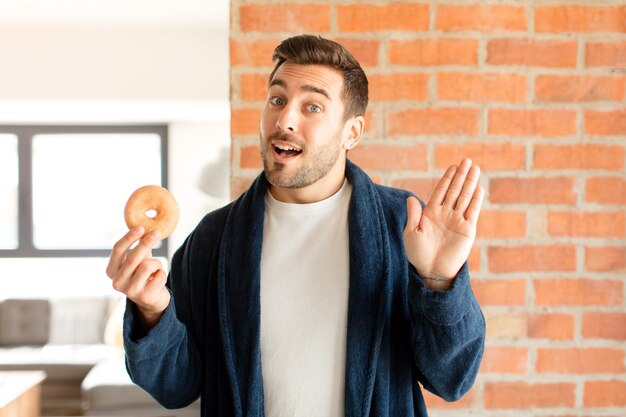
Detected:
[
  {"left": 230, "top": 38, "right": 280, "bottom": 67},
  {"left": 534, "top": 278, "right": 623, "bottom": 306},
  {"left": 489, "top": 245, "right": 576, "bottom": 273},
  {"left": 337, "top": 3, "right": 428, "bottom": 32},
  {"left": 536, "top": 75, "right": 626, "bottom": 102},
  {"left": 363, "top": 109, "right": 384, "bottom": 139},
  {"left": 528, "top": 313, "right": 575, "bottom": 340},
  {"left": 240, "top": 73, "right": 268, "bottom": 102},
  {"left": 487, "top": 38, "right": 577, "bottom": 67},
  {"left": 435, "top": 142, "right": 525, "bottom": 171},
  {"left": 437, "top": 72, "right": 527, "bottom": 103},
  {"left": 389, "top": 39, "right": 478, "bottom": 66},
  {"left": 239, "top": 145, "right": 262, "bottom": 169},
  {"left": 537, "top": 348, "right": 625, "bottom": 373},
  {"left": 535, "top": 6, "right": 626, "bottom": 33},
  {"left": 586, "top": 177, "right": 626, "bottom": 204},
  {"left": 485, "top": 312, "right": 527, "bottom": 339},
  {"left": 586, "top": 109, "right": 626, "bottom": 136},
  {"left": 489, "top": 177, "right": 577, "bottom": 205},
  {"left": 534, "top": 144, "right": 625, "bottom": 170},
  {"left": 472, "top": 278, "right": 526, "bottom": 306},
  {"left": 436, "top": 4, "right": 527, "bottom": 32},
  {"left": 488, "top": 109, "right": 576, "bottom": 137},
  {"left": 583, "top": 312, "right": 626, "bottom": 340},
  {"left": 484, "top": 382, "right": 575, "bottom": 409},
  {"left": 584, "top": 380, "right": 626, "bottom": 407},
  {"left": 239, "top": 4, "right": 330, "bottom": 32},
  {"left": 423, "top": 386, "right": 477, "bottom": 409},
  {"left": 548, "top": 211, "right": 626, "bottom": 238},
  {"left": 333, "top": 38, "right": 380, "bottom": 67},
  {"left": 231, "top": 108, "right": 262, "bottom": 136},
  {"left": 468, "top": 245, "right": 480, "bottom": 272},
  {"left": 390, "top": 178, "right": 439, "bottom": 202},
  {"left": 586, "top": 41, "right": 626, "bottom": 67},
  {"left": 476, "top": 210, "right": 526, "bottom": 239},
  {"left": 480, "top": 346, "right": 528, "bottom": 373},
  {"left": 230, "top": 176, "right": 254, "bottom": 200},
  {"left": 348, "top": 144, "right": 427, "bottom": 171},
  {"left": 368, "top": 73, "right": 428, "bottom": 102},
  {"left": 585, "top": 246, "right": 626, "bottom": 272},
  {"left": 387, "top": 108, "right": 479, "bottom": 136}
]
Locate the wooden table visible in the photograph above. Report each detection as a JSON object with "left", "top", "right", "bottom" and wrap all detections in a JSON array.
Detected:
[{"left": 0, "top": 371, "right": 47, "bottom": 417}]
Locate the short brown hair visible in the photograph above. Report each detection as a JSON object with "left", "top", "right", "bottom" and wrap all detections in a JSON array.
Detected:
[{"left": 269, "top": 35, "right": 368, "bottom": 119}]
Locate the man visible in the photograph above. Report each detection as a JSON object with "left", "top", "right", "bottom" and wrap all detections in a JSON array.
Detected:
[{"left": 107, "top": 34, "right": 485, "bottom": 416}]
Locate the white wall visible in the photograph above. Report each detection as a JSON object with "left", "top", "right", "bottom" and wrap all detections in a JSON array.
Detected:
[{"left": 0, "top": 25, "right": 227, "bottom": 100}]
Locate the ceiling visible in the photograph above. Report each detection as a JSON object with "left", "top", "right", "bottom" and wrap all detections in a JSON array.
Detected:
[{"left": 0, "top": 0, "right": 229, "bottom": 28}]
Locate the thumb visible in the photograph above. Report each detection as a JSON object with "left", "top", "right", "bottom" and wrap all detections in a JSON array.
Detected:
[{"left": 404, "top": 196, "right": 423, "bottom": 236}]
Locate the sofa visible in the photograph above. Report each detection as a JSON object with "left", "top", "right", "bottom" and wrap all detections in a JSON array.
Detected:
[{"left": 0, "top": 296, "right": 200, "bottom": 416}]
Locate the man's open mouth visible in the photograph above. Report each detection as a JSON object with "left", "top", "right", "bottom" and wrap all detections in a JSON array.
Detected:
[{"left": 272, "top": 143, "right": 303, "bottom": 159}]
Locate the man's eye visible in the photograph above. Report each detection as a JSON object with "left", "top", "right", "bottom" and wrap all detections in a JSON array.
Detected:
[
  {"left": 307, "top": 104, "right": 322, "bottom": 113},
  {"left": 270, "top": 97, "right": 284, "bottom": 106}
]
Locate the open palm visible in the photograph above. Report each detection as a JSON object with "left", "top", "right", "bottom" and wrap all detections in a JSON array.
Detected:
[{"left": 403, "top": 159, "right": 484, "bottom": 285}]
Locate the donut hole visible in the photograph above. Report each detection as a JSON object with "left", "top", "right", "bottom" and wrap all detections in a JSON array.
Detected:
[{"left": 144, "top": 209, "right": 158, "bottom": 219}]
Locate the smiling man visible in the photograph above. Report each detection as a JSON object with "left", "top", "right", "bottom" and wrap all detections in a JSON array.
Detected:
[{"left": 107, "top": 35, "right": 486, "bottom": 417}]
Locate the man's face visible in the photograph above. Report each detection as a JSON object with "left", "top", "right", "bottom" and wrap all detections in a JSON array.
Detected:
[{"left": 259, "top": 62, "right": 353, "bottom": 190}]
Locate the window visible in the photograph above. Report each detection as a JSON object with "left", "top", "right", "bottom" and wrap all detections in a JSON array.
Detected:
[
  {"left": 0, "top": 134, "right": 18, "bottom": 249},
  {"left": 0, "top": 125, "right": 169, "bottom": 258}
]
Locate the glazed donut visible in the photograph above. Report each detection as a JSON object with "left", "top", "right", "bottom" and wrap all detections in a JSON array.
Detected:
[{"left": 124, "top": 185, "right": 179, "bottom": 240}]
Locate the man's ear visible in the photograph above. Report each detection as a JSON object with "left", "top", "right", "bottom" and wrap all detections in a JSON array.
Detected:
[{"left": 343, "top": 115, "right": 365, "bottom": 150}]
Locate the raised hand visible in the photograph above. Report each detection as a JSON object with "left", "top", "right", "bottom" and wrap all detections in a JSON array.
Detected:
[{"left": 403, "top": 158, "right": 484, "bottom": 290}]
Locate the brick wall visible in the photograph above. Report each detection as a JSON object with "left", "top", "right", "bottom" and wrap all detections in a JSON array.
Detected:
[{"left": 230, "top": 1, "right": 626, "bottom": 414}]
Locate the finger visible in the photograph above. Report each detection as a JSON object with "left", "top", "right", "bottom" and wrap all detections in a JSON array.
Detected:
[
  {"left": 120, "top": 230, "right": 162, "bottom": 275},
  {"left": 454, "top": 164, "right": 481, "bottom": 213},
  {"left": 143, "top": 269, "right": 168, "bottom": 301},
  {"left": 112, "top": 230, "right": 162, "bottom": 293},
  {"left": 106, "top": 227, "right": 145, "bottom": 278},
  {"left": 465, "top": 185, "right": 485, "bottom": 225},
  {"left": 428, "top": 165, "right": 458, "bottom": 206},
  {"left": 443, "top": 158, "right": 472, "bottom": 208},
  {"left": 404, "top": 196, "right": 423, "bottom": 235},
  {"left": 118, "top": 257, "right": 163, "bottom": 298}
]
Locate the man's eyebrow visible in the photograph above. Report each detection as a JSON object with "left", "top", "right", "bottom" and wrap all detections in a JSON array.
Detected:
[
  {"left": 269, "top": 78, "right": 331, "bottom": 100},
  {"left": 301, "top": 84, "right": 331, "bottom": 100},
  {"left": 269, "top": 78, "right": 287, "bottom": 89}
]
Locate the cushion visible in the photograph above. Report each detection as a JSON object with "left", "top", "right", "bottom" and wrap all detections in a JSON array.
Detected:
[
  {"left": 0, "top": 299, "right": 50, "bottom": 346},
  {"left": 82, "top": 358, "right": 200, "bottom": 415},
  {"left": 103, "top": 296, "right": 125, "bottom": 352},
  {"left": 81, "top": 357, "right": 156, "bottom": 408},
  {"left": 48, "top": 297, "right": 111, "bottom": 344}
]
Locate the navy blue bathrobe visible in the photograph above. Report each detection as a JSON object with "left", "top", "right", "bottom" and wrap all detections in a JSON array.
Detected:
[{"left": 123, "top": 159, "right": 485, "bottom": 416}]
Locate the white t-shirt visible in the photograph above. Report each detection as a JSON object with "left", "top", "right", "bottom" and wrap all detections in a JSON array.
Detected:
[{"left": 260, "top": 180, "right": 352, "bottom": 417}]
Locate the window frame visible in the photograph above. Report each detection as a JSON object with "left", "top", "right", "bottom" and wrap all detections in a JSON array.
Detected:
[{"left": 0, "top": 124, "right": 169, "bottom": 258}]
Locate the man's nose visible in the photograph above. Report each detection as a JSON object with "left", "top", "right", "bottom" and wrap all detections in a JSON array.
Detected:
[{"left": 276, "top": 104, "right": 297, "bottom": 133}]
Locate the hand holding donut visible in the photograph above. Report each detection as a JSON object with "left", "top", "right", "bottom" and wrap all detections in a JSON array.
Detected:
[{"left": 106, "top": 185, "right": 179, "bottom": 332}]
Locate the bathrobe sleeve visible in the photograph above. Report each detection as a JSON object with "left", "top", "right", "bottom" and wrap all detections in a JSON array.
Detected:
[
  {"left": 122, "top": 290, "right": 202, "bottom": 408},
  {"left": 408, "top": 261, "right": 485, "bottom": 402}
]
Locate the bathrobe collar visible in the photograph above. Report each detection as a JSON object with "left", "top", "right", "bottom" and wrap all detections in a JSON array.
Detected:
[{"left": 217, "top": 159, "right": 393, "bottom": 417}]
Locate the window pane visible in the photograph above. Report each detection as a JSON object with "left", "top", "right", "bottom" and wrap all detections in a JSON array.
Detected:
[
  {"left": 32, "top": 134, "right": 162, "bottom": 249},
  {"left": 0, "top": 134, "right": 18, "bottom": 249}
]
